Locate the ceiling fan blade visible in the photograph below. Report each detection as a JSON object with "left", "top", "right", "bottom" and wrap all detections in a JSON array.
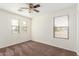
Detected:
[
  {"left": 18, "top": 8, "right": 24, "bottom": 11},
  {"left": 29, "top": 3, "right": 33, "bottom": 5},
  {"left": 33, "top": 9, "right": 39, "bottom": 12},
  {"left": 20, "top": 7, "right": 29, "bottom": 9},
  {"left": 18, "top": 7, "right": 29, "bottom": 11},
  {"left": 33, "top": 4, "right": 40, "bottom": 8}
]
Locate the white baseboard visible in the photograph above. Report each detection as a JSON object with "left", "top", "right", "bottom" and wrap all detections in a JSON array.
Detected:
[{"left": 32, "top": 40, "right": 76, "bottom": 52}]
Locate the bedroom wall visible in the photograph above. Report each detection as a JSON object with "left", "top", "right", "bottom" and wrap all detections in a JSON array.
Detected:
[
  {"left": 32, "top": 6, "right": 77, "bottom": 52},
  {"left": 0, "top": 9, "right": 31, "bottom": 48},
  {"left": 77, "top": 4, "right": 79, "bottom": 55}
]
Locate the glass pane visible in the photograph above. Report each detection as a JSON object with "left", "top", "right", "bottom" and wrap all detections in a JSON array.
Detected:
[
  {"left": 22, "top": 21, "right": 27, "bottom": 31},
  {"left": 11, "top": 19, "right": 19, "bottom": 33},
  {"left": 11, "top": 19, "right": 19, "bottom": 26},
  {"left": 53, "top": 15, "right": 69, "bottom": 39},
  {"left": 22, "top": 21, "right": 27, "bottom": 26}
]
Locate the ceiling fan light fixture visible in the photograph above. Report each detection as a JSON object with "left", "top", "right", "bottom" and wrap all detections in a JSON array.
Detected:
[{"left": 19, "top": 3, "right": 40, "bottom": 13}]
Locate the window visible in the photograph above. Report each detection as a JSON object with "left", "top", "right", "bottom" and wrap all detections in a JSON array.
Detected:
[
  {"left": 11, "top": 19, "right": 19, "bottom": 33},
  {"left": 22, "top": 21, "right": 27, "bottom": 32},
  {"left": 53, "top": 15, "right": 69, "bottom": 39}
]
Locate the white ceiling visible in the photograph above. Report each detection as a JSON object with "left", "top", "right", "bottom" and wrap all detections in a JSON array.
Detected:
[{"left": 0, "top": 3, "right": 76, "bottom": 17}]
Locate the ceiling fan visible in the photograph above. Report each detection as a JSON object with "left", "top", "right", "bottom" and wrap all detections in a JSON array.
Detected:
[{"left": 19, "top": 3, "right": 40, "bottom": 13}]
